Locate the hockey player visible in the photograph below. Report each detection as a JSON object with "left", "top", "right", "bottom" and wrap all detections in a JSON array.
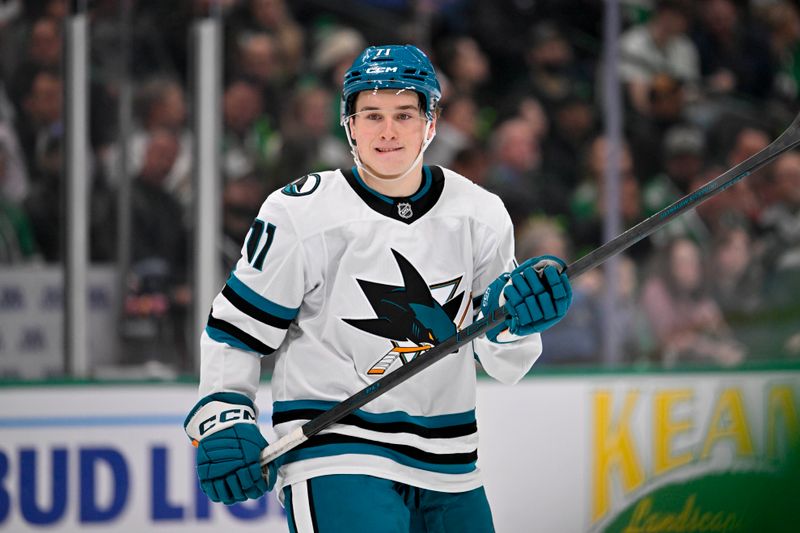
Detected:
[{"left": 184, "top": 44, "right": 572, "bottom": 532}]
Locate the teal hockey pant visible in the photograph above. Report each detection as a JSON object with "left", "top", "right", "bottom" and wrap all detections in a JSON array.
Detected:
[{"left": 283, "top": 474, "right": 495, "bottom": 533}]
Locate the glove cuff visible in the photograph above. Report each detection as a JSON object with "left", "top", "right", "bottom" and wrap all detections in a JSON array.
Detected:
[
  {"left": 518, "top": 254, "right": 567, "bottom": 273},
  {"left": 481, "top": 273, "right": 522, "bottom": 344},
  {"left": 184, "top": 392, "right": 257, "bottom": 446}
]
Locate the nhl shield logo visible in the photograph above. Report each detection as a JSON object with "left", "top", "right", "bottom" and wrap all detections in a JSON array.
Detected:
[{"left": 397, "top": 202, "right": 413, "bottom": 219}]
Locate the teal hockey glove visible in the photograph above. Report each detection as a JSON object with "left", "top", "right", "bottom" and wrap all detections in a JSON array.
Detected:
[
  {"left": 482, "top": 255, "right": 572, "bottom": 343},
  {"left": 184, "top": 392, "right": 276, "bottom": 505}
]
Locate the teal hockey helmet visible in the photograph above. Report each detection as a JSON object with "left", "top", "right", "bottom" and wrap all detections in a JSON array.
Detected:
[{"left": 340, "top": 44, "right": 441, "bottom": 124}]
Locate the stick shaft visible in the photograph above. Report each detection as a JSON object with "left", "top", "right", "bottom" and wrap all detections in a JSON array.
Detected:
[{"left": 261, "top": 112, "right": 800, "bottom": 472}]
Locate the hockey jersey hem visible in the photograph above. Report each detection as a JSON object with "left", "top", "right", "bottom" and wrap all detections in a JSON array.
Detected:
[{"left": 274, "top": 454, "right": 484, "bottom": 505}]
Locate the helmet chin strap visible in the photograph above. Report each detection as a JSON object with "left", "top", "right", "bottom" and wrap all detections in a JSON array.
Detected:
[{"left": 344, "top": 119, "right": 436, "bottom": 184}]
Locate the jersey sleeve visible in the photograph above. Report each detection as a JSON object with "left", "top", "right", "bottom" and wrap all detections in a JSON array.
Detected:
[
  {"left": 198, "top": 194, "right": 305, "bottom": 399},
  {"left": 471, "top": 204, "right": 543, "bottom": 385}
]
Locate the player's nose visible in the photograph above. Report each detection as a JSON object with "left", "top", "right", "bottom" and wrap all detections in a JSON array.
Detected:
[{"left": 379, "top": 117, "right": 398, "bottom": 139}]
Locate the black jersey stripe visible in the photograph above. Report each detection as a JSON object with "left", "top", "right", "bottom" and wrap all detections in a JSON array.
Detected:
[
  {"left": 206, "top": 314, "right": 276, "bottom": 355},
  {"left": 222, "top": 284, "right": 293, "bottom": 329},
  {"left": 306, "top": 480, "right": 321, "bottom": 533},
  {"left": 272, "top": 409, "right": 477, "bottom": 439},
  {"left": 294, "top": 432, "right": 478, "bottom": 466}
]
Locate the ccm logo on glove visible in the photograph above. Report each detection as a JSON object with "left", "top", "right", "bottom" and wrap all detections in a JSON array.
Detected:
[
  {"left": 185, "top": 397, "right": 258, "bottom": 444},
  {"left": 198, "top": 407, "right": 256, "bottom": 438}
]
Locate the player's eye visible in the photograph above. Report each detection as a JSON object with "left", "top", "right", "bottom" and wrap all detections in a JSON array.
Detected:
[
  {"left": 396, "top": 112, "right": 414, "bottom": 121},
  {"left": 365, "top": 113, "right": 383, "bottom": 121}
]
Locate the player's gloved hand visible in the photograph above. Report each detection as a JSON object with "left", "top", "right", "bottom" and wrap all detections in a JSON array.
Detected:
[
  {"left": 184, "top": 392, "right": 276, "bottom": 504},
  {"left": 482, "top": 255, "right": 572, "bottom": 343}
]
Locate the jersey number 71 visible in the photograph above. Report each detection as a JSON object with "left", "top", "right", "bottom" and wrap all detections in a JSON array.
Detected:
[{"left": 245, "top": 218, "right": 276, "bottom": 271}]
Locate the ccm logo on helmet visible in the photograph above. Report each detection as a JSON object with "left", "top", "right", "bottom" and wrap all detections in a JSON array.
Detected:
[
  {"left": 366, "top": 66, "right": 398, "bottom": 74},
  {"left": 199, "top": 408, "right": 255, "bottom": 436}
]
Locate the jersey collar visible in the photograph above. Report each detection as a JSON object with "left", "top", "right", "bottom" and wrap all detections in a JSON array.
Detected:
[{"left": 342, "top": 165, "right": 445, "bottom": 224}]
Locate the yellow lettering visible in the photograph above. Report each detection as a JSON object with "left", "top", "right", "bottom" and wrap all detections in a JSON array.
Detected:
[
  {"left": 593, "top": 390, "right": 644, "bottom": 521},
  {"left": 623, "top": 494, "right": 740, "bottom": 533},
  {"left": 622, "top": 497, "right": 651, "bottom": 533},
  {"left": 701, "top": 388, "right": 754, "bottom": 459},
  {"left": 672, "top": 494, "right": 697, "bottom": 529},
  {"left": 653, "top": 389, "right": 694, "bottom": 476},
  {"left": 767, "top": 386, "right": 800, "bottom": 460}
]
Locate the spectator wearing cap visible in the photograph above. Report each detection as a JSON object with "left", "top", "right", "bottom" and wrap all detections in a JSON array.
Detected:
[
  {"left": 309, "top": 27, "right": 368, "bottom": 146},
  {"left": 311, "top": 27, "right": 367, "bottom": 93},
  {"left": 642, "top": 124, "right": 712, "bottom": 247}
]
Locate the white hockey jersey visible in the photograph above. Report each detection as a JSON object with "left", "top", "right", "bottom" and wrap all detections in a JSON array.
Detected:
[{"left": 198, "top": 165, "right": 543, "bottom": 496}]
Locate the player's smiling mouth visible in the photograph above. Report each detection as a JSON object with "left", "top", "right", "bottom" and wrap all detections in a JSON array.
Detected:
[{"left": 376, "top": 147, "right": 402, "bottom": 153}]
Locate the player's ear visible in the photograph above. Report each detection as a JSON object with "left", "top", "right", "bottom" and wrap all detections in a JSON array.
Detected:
[
  {"left": 427, "top": 117, "right": 437, "bottom": 140},
  {"left": 427, "top": 106, "right": 441, "bottom": 140},
  {"left": 348, "top": 116, "right": 358, "bottom": 145}
]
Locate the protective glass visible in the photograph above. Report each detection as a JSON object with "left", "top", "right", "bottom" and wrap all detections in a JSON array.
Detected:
[{"left": 347, "top": 109, "right": 428, "bottom": 133}]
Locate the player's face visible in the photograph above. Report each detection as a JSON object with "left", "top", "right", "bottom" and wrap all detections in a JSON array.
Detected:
[{"left": 348, "top": 90, "right": 434, "bottom": 179}]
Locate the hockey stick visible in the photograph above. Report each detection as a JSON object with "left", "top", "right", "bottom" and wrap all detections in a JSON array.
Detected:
[{"left": 260, "top": 111, "right": 800, "bottom": 475}]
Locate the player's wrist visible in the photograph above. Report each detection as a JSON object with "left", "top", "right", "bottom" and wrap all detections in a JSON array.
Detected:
[{"left": 184, "top": 392, "right": 258, "bottom": 445}]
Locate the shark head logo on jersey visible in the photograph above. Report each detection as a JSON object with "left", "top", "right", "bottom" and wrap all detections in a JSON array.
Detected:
[{"left": 344, "top": 249, "right": 466, "bottom": 375}]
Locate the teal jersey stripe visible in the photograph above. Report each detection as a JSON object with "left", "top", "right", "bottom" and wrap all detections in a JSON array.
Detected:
[
  {"left": 273, "top": 399, "right": 475, "bottom": 428},
  {"left": 205, "top": 325, "right": 259, "bottom": 354},
  {"left": 276, "top": 442, "right": 476, "bottom": 475},
  {"left": 226, "top": 272, "right": 299, "bottom": 320},
  {"left": 351, "top": 166, "right": 394, "bottom": 204},
  {"left": 410, "top": 166, "right": 432, "bottom": 201},
  {"left": 351, "top": 166, "right": 435, "bottom": 204}
]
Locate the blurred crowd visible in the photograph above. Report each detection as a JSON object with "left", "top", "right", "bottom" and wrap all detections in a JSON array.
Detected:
[{"left": 1, "top": 0, "right": 799, "bottom": 372}]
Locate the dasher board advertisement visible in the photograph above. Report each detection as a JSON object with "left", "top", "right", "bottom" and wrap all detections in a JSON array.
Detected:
[{"left": 0, "top": 370, "right": 798, "bottom": 532}]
